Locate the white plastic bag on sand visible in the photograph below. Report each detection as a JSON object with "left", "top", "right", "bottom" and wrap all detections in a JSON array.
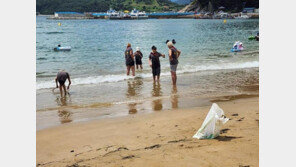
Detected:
[{"left": 193, "top": 103, "right": 229, "bottom": 139}]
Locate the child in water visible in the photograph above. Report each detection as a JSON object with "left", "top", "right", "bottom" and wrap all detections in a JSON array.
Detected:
[
  {"left": 134, "top": 47, "right": 143, "bottom": 70},
  {"left": 148, "top": 46, "right": 165, "bottom": 82}
]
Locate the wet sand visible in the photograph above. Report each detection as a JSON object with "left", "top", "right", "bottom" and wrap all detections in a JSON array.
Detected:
[
  {"left": 37, "top": 96, "right": 258, "bottom": 167},
  {"left": 37, "top": 68, "right": 259, "bottom": 130}
]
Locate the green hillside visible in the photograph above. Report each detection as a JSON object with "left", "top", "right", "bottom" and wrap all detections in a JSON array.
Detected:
[
  {"left": 36, "top": 0, "right": 184, "bottom": 14},
  {"left": 181, "top": 0, "right": 259, "bottom": 12}
]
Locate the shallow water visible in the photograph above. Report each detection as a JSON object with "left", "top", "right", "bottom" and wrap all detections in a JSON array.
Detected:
[
  {"left": 37, "top": 67, "right": 259, "bottom": 130},
  {"left": 37, "top": 16, "right": 258, "bottom": 89},
  {"left": 36, "top": 16, "right": 259, "bottom": 130}
]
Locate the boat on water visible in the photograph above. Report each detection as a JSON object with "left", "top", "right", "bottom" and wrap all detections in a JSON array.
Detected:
[
  {"left": 107, "top": 9, "right": 121, "bottom": 19},
  {"left": 213, "top": 11, "right": 232, "bottom": 19},
  {"left": 122, "top": 13, "right": 132, "bottom": 20},
  {"left": 107, "top": 8, "right": 147, "bottom": 20},
  {"left": 234, "top": 13, "right": 250, "bottom": 19},
  {"left": 138, "top": 11, "right": 148, "bottom": 19},
  {"left": 54, "top": 46, "right": 71, "bottom": 51},
  {"left": 130, "top": 9, "right": 148, "bottom": 19}
]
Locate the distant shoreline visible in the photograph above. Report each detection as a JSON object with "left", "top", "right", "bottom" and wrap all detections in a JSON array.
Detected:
[{"left": 37, "top": 12, "right": 259, "bottom": 20}]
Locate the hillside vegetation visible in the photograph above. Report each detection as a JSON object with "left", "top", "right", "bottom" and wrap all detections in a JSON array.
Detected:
[
  {"left": 181, "top": 0, "right": 259, "bottom": 12},
  {"left": 37, "top": 0, "right": 184, "bottom": 14}
]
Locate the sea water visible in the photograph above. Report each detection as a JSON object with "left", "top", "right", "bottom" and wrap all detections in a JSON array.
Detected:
[
  {"left": 36, "top": 16, "right": 259, "bottom": 129},
  {"left": 37, "top": 16, "right": 258, "bottom": 89}
]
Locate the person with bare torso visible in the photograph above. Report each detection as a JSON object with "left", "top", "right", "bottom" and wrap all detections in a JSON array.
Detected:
[{"left": 55, "top": 70, "right": 71, "bottom": 97}]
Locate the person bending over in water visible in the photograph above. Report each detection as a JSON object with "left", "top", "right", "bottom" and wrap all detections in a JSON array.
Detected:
[
  {"left": 134, "top": 47, "right": 143, "bottom": 70},
  {"left": 55, "top": 70, "right": 71, "bottom": 97},
  {"left": 167, "top": 41, "right": 181, "bottom": 85},
  {"left": 125, "top": 43, "right": 135, "bottom": 76},
  {"left": 149, "top": 46, "right": 165, "bottom": 82}
]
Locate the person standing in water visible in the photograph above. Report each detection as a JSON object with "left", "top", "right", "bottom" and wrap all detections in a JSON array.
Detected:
[
  {"left": 55, "top": 70, "right": 71, "bottom": 97},
  {"left": 125, "top": 43, "right": 135, "bottom": 76},
  {"left": 167, "top": 41, "right": 181, "bottom": 85},
  {"left": 134, "top": 47, "right": 143, "bottom": 70},
  {"left": 149, "top": 46, "right": 165, "bottom": 82}
]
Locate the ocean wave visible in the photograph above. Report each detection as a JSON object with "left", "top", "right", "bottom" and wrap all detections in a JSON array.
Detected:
[
  {"left": 36, "top": 61, "right": 259, "bottom": 90},
  {"left": 37, "top": 57, "right": 47, "bottom": 60},
  {"left": 45, "top": 32, "right": 65, "bottom": 34},
  {"left": 37, "top": 74, "right": 56, "bottom": 78}
]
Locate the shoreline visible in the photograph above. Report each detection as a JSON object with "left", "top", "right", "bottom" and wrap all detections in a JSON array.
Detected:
[
  {"left": 36, "top": 67, "right": 259, "bottom": 130},
  {"left": 37, "top": 95, "right": 259, "bottom": 167},
  {"left": 39, "top": 13, "right": 259, "bottom": 20}
]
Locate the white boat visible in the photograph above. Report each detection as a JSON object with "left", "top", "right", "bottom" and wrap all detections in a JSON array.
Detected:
[
  {"left": 122, "top": 12, "right": 132, "bottom": 20},
  {"left": 234, "top": 13, "right": 250, "bottom": 19},
  {"left": 54, "top": 46, "right": 71, "bottom": 51},
  {"left": 138, "top": 11, "right": 148, "bottom": 19},
  {"left": 107, "top": 8, "right": 121, "bottom": 19},
  {"left": 130, "top": 9, "right": 139, "bottom": 19},
  {"left": 130, "top": 9, "right": 148, "bottom": 19}
]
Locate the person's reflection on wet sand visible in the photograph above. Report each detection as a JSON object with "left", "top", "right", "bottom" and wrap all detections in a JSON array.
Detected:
[
  {"left": 171, "top": 85, "right": 179, "bottom": 109},
  {"left": 126, "top": 81, "right": 136, "bottom": 97},
  {"left": 55, "top": 97, "right": 68, "bottom": 106},
  {"left": 126, "top": 79, "right": 143, "bottom": 114},
  {"left": 152, "top": 99, "right": 163, "bottom": 111},
  {"left": 54, "top": 89, "right": 72, "bottom": 107},
  {"left": 128, "top": 103, "right": 137, "bottom": 114},
  {"left": 126, "top": 79, "right": 143, "bottom": 97},
  {"left": 58, "top": 110, "right": 72, "bottom": 124},
  {"left": 151, "top": 82, "right": 162, "bottom": 96},
  {"left": 151, "top": 83, "right": 163, "bottom": 111}
]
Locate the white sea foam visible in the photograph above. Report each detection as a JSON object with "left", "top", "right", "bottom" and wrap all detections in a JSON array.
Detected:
[{"left": 36, "top": 61, "right": 258, "bottom": 90}]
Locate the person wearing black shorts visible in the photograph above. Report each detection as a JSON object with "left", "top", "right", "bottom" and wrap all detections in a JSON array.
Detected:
[
  {"left": 55, "top": 70, "right": 71, "bottom": 97},
  {"left": 148, "top": 46, "right": 165, "bottom": 82},
  {"left": 134, "top": 47, "right": 143, "bottom": 70},
  {"left": 125, "top": 43, "right": 135, "bottom": 76}
]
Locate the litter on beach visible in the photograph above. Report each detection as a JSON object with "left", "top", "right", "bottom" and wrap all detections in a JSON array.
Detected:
[{"left": 193, "top": 103, "right": 229, "bottom": 139}]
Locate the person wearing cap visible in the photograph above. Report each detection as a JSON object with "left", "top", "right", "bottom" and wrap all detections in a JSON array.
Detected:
[
  {"left": 149, "top": 46, "right": 165, "bottom": 82},
  {"left": 134, "top": 47, "right": 143, "bottom": 70},
  {"left": 125, "top": 43, "right": 135, "bottom": 76},
  {"left": 167, "top": 41, "right": 181, "bottom": 85}
]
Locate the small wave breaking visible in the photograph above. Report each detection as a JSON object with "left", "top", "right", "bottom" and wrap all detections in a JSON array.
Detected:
[{"left": 36, "top": 61, "right": 258, "bottom": 90}]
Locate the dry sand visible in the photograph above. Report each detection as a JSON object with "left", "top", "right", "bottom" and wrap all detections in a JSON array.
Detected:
[{"left": 37, "top": 96, "right": 258, "bottom": 167}]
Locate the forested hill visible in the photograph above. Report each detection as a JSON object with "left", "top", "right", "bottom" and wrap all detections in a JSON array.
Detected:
[
  {"left": 36, "top": 0, "right": 184, "bottom": 14},
  {"left": 181, "top": 0, "right": 259, "bottom": 12}
]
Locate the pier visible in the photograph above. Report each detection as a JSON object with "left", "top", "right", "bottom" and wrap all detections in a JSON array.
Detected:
[{"left": 46, "top": 10, "right": 258, "bottom": 20}]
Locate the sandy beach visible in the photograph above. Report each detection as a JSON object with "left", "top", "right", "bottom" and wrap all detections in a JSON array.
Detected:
[{"left": 37, "top": 95, "right": 258, "bottom": 167}]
